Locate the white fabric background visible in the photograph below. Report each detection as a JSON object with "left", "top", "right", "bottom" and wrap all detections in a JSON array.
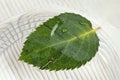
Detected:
[
  {"left": 0, "top": 0, "right": 120, "bottom": 27},
  {"left": 0, "top": 0, "right": 120, "bottom": 80}
]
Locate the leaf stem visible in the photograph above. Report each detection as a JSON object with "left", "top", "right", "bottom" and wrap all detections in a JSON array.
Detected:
[{"left": 94, "top": 27, "right": 101, "bottom": 31}]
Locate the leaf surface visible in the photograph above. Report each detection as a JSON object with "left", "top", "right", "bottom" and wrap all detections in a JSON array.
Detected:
[{"left": 19, "top": 13, "right": 99, "bottom": 70}]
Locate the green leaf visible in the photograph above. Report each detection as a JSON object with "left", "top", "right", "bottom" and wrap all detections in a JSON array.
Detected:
[{"left": 19, "top": 13, "right": 100, "bottom": 70}]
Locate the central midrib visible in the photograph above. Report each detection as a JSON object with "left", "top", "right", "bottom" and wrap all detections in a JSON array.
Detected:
[{"left": 35, "top": 28, "right": 96, "bottom": 53}]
